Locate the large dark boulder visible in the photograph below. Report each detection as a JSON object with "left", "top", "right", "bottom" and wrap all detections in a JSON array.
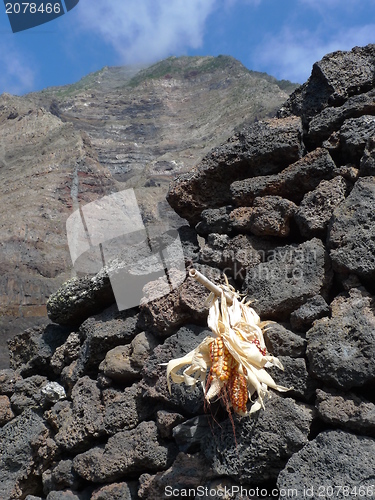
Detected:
[
  {"left": 230, "top": 148, "right": 336, "bottom": 206},
  {"left": 167, "top": 117, "right": 303, "bottom": 225},
  {"left": 242, "top": 238, "right": 332, "bottom": 320},
  {"left": 203, "top": 394, "right": 314, "bottom": 483},
  {"left": 306, "top": 287, "right": 375, "bottom": 390},
  {"left": 328, "top": 176, "right": 375, "bottom": 282},
  {"left": 279, "top": 44, "right": 375, "bottom": 125},
  {"left": 0, "top": 409, "right": 50, "bottom": 500},
  {"left": 277, "top": 430, "right": 375, "bottom": 496},
  {"left": 307, "top": 89, "right": 375, "bottom": 147}
]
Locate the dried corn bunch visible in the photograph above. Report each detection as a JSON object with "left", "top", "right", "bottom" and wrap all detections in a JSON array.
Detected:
[{"left": 165, "top": 269, "right": 290, "bottom": 416}]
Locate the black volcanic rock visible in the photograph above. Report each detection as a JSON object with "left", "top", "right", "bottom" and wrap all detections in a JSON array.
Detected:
[
  {"left": 242, "top": 238, "right": 332, "bottom": 320},
  {"left": 72, "top": 421, "right": 175, "bottom": 483},
  {"left": 277, "top": 430, "right": 375, "bottom": 495},
  {"left": 167, "top": 116, "right": 303, "bottom": 225},
  {"left": 316, "top": 388, "right": 375, "bottom": 437},
  {"left": 203, "top": 394, "right": 313, "bottom": 483},
  {"left": 0, "top": 409, "right": 51, "bottom": 500},
  {"left": 290, "top": 294, "right": 330, "bottom": 332},
  {"left": 326, "top": 115, "right": 375, "bottom": 165},
  {"left": 294, "top": 176, "right": 348, "bottom": 238},
  {"left": 360, "top": 136, "right": 375, "bottom": 176},
  {"left": 306, "top": 287, "right": 375, "bottom": 390},
  {"left": 327, "top": 176, "right": 375, "bottom": 281},
  {"left": 307, "top": 88, "right": 375, "bottom": 147},
  {"left": 230, "top": 148, "right": 336, "bottom": 205},
  {"left": 279, "top": 44, "right": 375, "bottom": 125}
]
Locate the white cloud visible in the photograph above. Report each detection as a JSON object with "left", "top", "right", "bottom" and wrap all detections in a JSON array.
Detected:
[
  {"left": 69, "top": 0, "right": 375, "bottom": 85},
  {"left": 299, "top": 0, "right": 358, "bottom": 9},
  {"left": 74, "top": 0, "right": 217, "bottom": 64},
  {"left": 254, "top": 24, "right": 375, "bottom": 83},
  {"left": 0, "top": 43, "right": 35, "bottom": 95}
]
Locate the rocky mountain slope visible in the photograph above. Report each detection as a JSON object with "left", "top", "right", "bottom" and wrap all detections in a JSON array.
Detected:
[
  {"left": 0, "top": 44, "right": 374, "bottom": 499},
  {"left": 31, "top": 56, "right": 293, "bottom": 184},
  {"left": 0, "top": 56, "right": 296, "bottom": 368}
]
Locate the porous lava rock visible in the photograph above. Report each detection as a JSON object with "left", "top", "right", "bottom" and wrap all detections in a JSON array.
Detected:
[
  {"left": 290, "top": 294, "right": 330, "bottom": 332},
  {"left": 242, "top": 238, "right": 332, "bottom": 320},
  {"left": 328, "top": 176, "right": 375, "bottom": 282},
  {"left": 278, "top": 44, "right": 375, "bottom": 124},
  {"left": 294, "top": 176, "right": 348, "bottom": 238},
  {"left": 167, "top": 116, "right": 303, "bottom": 225},
  {"left": 316, "top": 388, "right": 375, "bottom": 437},
  {"left": 277, "top": 430, "right": 375, "bottom": 496},
  {"left": 203, "top": 394, "right": 314, "bottom": 483},
  {"left": 0, "top": 409, "right": 51, "bottom": 500},
  {"left": 72, "top": 421, "right": 175, "bottom": 483},
  {"left": 306, "top": 287, "right": 375, "bottom": 389},
  {"left": 230, "top": 148, "right": 336, "bottom": 206}
]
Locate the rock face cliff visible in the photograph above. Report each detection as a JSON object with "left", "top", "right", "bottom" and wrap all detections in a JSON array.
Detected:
[
  {"left": 1, "top": 45, "right": 375, "bottom": 499},
  {"left": 0, "top": 56, "right": 296, "bottom": 368}
]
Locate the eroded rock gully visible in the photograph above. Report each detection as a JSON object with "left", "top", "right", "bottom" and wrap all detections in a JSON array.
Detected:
[{"left": 1, "top": 45, "right": 375, "bottom": 499}]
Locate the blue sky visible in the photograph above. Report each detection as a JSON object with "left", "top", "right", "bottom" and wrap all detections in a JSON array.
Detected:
[{"left": 1, "top": 0, "right": 375, "bottom": 95}]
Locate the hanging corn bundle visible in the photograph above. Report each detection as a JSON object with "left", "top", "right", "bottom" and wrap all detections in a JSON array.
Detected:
[{"left": 164, "top": 269, "right": 290, "bottom": 416}]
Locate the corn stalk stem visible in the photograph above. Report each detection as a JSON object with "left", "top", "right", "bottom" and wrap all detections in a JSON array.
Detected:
[{"left": 189, "top": 268, "right": 233, "bottom": 305}]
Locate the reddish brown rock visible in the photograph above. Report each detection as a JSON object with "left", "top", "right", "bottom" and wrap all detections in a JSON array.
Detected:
[
  {"left": 228, "top": 206, "right": 253, "bottom": 232},
  {"left": 50, "top": 332, "right": 81, "bottom": 375},
  {"left": 156, "top": 410, "right": 185, "bottom": 439},
  {"left": 91, "top": 482, "right": 136, "bottom": 500},
  {"left": 138, "top": 266, "right": 221, "bottom": 336},
  {"left": 246, "top": 196, "right": 297, "bottom": 237},
  {"left": 99, "top": 331, "right": 158, "bottom": 383},
  {"left": 0, "top": 395, "right": 15, "bottom": 425}
]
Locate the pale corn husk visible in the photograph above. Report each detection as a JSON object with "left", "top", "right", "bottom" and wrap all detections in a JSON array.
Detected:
[{"left": 164, "top": 275, "right": 291, "bottom": 415}]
